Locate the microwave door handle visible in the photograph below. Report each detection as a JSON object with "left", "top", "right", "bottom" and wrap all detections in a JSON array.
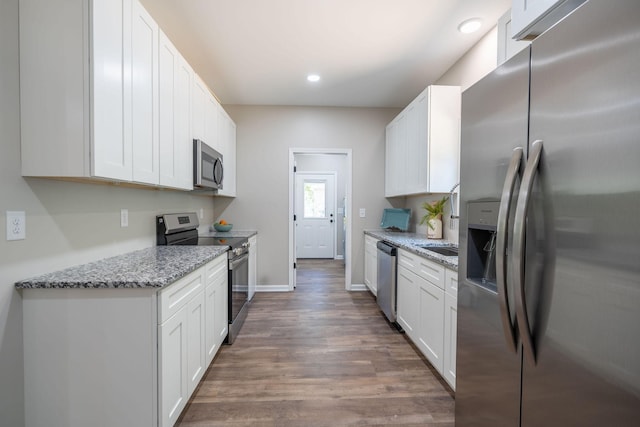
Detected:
[
  {"left": 513, "top": 139, "right": 543, "bottom": 366},
  {"left": 215, "top": 158, "right": 224, "bottom": 187},
  {"left": 496, "top": 146, "right": 523, "bottom": 354}
]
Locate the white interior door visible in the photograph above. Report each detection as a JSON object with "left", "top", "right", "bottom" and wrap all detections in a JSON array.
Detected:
[{"left": 295, "top": 173, "right": 336, "bottom": 259}]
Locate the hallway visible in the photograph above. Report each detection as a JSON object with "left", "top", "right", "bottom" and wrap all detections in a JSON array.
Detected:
[{"left": 177, "top": 259, "right": 455, "bottom": 426}]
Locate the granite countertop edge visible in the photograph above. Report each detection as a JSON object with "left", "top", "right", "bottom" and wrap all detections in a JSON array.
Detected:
[
  {"left": 199, "top": 229, "right": 258, "bottom": 238},
  {"left": 365, "top": 229, "right": 458, "bottom": 271},
  {"left": 15, "top": 246, "right": 229, "bottom": 290}
]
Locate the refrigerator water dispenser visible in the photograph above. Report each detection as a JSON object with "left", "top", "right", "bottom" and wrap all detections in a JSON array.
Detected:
[{"left": 466, "top": 201, "right": 500, "bottom": 291}]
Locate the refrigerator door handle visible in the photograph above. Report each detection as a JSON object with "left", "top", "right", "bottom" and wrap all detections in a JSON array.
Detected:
[
  {"left": 496, "top": 146, "right": 523, "bottom": 353},
  {"left": 513, "top": 139, "right": 543, "bottom": 365}
]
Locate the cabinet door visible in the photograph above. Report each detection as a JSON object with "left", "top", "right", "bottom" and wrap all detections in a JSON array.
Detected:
[
  {"left": 175, "top": 55, "right": 194, "bottom": 189},
  {"left": 364, "top": 236, "right": 378, "bottom": 295},
  {"left": 91, "top": 0, "right": 131, "bottom": 181},
  {"left": 130, "top": 0, "right": 159, "bottom": 185},
  {"left": 385, "top": 114, "right": 406, "bottom": 197},
  {"left": 205, "top": 255, "right": 228, "bottom": 364},
  {"left": 427, "top": 85, "right": 460, "bottom": 193},
  {"left": 216, "top": 107, "right": 237, "bottom": 197},
  {"left": 205, "top": 93, "right": 220, "bottom": 150},
  {"left": 187, "top": 291, "right": 206, "bottom": 395},
  {"left": 192, "top": 74, "right": 207, "bottom": 142},
  {"left": 158, "top": 31, "right": 193, "bottom": 190},
  {"left": 159, "top": 306, "right": 188, "bottom": 427},
  {"left": 417, "top": 277, "right": 445, "bottom": 373},
  {"left": 384, "top": 121, "right": 396, "bottom": 197},
  {"left": 214, "top": 269, "right": 229, "bottom": 348},
  {"left": 406, "top": 91, "right": 428, "bottom": 195},
  {"left": 443, "top": 292, "right": 457, "bottom": 390},
  {"left": 397, "top": 265, "right": 419, "bottom": 340},
  {"left": 204, "top": 283, "right": 216, "bottom": 366}
]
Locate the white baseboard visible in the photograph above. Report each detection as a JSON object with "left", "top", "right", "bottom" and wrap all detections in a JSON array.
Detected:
[
  {"left": 255, "top": 285, "right": 291, "bottom": 292},
  {"left": 349, "top": 283, "right": 368, "bottom": 292},
  {"left": 335, "top": 255, "right": 344, "bottom": 260}
]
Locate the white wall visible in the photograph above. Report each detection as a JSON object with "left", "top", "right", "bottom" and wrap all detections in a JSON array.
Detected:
[
  {"left": 220, "top": 105, "right": 399, "bottom": 287},
  {"left": 0, "top": 2, "right": 216, "bottom": 424}
]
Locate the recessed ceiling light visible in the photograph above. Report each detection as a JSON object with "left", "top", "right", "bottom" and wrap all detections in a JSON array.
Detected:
[
  {"left": 458, "top": 18, "right": 482, "bottom": 34},
  {"left": 307, "top": 74, "right": 321, "bottom": 82}
]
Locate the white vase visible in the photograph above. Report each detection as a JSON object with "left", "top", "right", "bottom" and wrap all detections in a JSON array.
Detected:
[{"left": 427, "top": 218, "right": 443, "bottom": 239}]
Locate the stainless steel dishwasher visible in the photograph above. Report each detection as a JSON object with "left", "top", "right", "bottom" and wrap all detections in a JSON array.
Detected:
[{"left": 376, "top": 241, "right": 398, "bottom": 324}]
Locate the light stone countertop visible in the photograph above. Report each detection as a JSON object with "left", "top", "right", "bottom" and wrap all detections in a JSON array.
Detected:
[
  {"left": 365, "top": 229, "right": 458, "bottom": 271},
  {"left": 199, "top": 229, "right": 258, "bottom": 239},
  {"left": 15, "top": 246, "right": 228, "bottom": 289}
]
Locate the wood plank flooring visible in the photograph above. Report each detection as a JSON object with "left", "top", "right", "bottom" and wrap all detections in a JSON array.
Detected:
[{"left": 177, "top": 259, "right": 454, "bottom": 426}]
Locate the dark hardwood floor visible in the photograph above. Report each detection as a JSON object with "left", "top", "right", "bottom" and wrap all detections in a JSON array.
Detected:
[{"left": 177, "top": 259, "right": 455, "bottom": 426}]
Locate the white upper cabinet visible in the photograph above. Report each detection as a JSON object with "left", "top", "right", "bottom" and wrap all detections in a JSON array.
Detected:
[
  {"left": 19, "top": 0, "right": 210, "bottom": 192},
  {"left": 497, "top": 10, "right": 531, "bottom": 65},
  {"left": 205, "top": 91, "right": 221, "bottom": 152},
  {"left": 159, "top": 30, "right": 193, "bottom": 190},
  {"left": 385, "top": 85, "right": 460, "bottom": 197},
  {"left": 193, "top": 73, "right": 221, "bottom": 151},
  {"left": 91, "top": 0, "right": 131, "bottom": 181},
  {"left": 511, "top": 0, "right": 586, "bottom": 40},
  {"left": 20, "top": 0, "right": 164, "bottom": 185},
  {"left": 131, "top": 0, "right": 160, "bottom": 185},
  {"left": 216, "top": 106, "right": 237, "bottom": 197},
  {"left": 192, "top": 74, "right": 208, "bottom": 143}
]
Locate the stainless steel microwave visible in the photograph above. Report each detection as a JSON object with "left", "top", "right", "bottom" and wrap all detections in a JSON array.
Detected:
[{"left": 193, "top": 139, "right": 223, "bottom": 190}]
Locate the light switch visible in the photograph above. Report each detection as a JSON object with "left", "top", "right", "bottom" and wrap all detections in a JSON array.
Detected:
[
  {"left": 359, "top": 208, "right": 366, "bottom": 218},
  {"left": 120, "top": 209, "right": 128, "bottom": 227}
]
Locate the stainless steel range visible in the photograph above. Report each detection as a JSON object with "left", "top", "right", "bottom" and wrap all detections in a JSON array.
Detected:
[{"left": 156, "top": 212, "right": 249, "bottom": 344}]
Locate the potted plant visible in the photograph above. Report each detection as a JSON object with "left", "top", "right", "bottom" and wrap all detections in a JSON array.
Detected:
[{"left": 419, "top": 196, "right": 449, "bottom": 239}]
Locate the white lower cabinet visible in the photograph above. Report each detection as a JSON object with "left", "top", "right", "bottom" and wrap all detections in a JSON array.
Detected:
[
  {"left": 417, "top": 276, "right": 445, "bottom": 373},
  {"left": 364, "top": 235, "right": 379, "bottom": 295},
  {"left": 186, "top": 291, "right": 206, "bottom": 395},
  {"left": 205, "top": 254, "right": 228, "bottom": 365},
  {"left": 158, "top": 264, "right": 206, "bottom": 427},
  {"left": 158, "top": 253, "right": 228, "bottom": 426},
  {"left": 443, "top": 292, "right": 457, "bottom": 389},
  {"left": 159, "top": 304, "right": 189, "bottom": 427},
  {"left": 396, "top": 248, "right": 457, "bottom": 389},
  {"left": 397, "top": 265, "right": 419, "bottom": 340}
]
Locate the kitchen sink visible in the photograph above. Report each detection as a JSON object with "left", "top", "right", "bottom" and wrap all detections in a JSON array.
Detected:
[{"left": 416, "top": 245, "right": 459, "bottom": 257}]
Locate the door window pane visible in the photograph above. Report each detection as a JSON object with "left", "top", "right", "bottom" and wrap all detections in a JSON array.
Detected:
[{"left": 304, "top": 181, "right": 326, "bottom": 218}]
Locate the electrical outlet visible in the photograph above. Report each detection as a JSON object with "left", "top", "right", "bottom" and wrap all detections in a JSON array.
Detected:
[
  {"left": 6, "top": 211, "right": 26, "bottom": 241},
  {"left": 359, "top": 208, "right": 366, "bottom": 218},
  {"left": 199, "top": 208, "right": 204, "bottom": 219},
  {"left": 120, "top": 209, "right": 129, "bottom": 227}
]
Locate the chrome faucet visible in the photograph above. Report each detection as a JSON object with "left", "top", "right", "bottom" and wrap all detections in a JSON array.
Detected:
[{"left": 449, "top": 182, "right": 460, "bottom": 219}]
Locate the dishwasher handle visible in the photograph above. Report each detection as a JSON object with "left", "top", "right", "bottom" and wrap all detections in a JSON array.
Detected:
[{"left": 376, "top": 241, "right": 397, "bottom": 256}]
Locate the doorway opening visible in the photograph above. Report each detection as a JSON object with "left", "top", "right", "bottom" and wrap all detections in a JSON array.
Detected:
[{"left": 288, "top": 148, "right": 352, "bottom": 291}]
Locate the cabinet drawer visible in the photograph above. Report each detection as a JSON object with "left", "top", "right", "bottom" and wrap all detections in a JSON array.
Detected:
[
  {"left": 206, "top": 253, "right": 227, "bottom": 286},
  {"left": 445, "top": 268, "right": 458, "bottom": 296},
  {"left": 159, "top": 266, "right": 205, "bottom": 323},
  {"left": 398, "top": 249, "right": 445, "bottom": 289}
]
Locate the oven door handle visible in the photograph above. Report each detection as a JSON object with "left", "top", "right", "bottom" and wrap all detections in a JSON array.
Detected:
[{"left": 229, "top": 253, "right": 249, "bottom": 270}]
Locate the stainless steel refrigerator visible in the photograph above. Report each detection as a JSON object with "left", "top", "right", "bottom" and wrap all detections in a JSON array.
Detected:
[{"left": 456, "top": 1, "right": 640, "bottom": 425}]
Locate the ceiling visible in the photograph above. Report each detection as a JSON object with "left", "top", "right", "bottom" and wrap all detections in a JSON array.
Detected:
[{"left": 140, "top": 0, "right": 510, "bottom": 108}]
